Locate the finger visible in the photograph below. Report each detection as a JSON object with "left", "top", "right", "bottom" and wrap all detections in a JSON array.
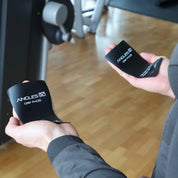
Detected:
[
  {"left": 13, "top": 108, "right": 19, "bottom": 119},
  {"left": 5, "top": 117, "right": 20, "bottom": 136},
  {"left": 105, "top": 48, "right": 112, "bottom": 55},
  {"left": 109, "top": 43, "right": 116, "bottom": 49},
  {"left": 12, "top": 109, "right": 23, "bottom": 125},
  {"left": 23, "top": 80, "right": 30, "bottom": 83},
  {"left": 105, "top": 43, "right": 116, "bottom": 55}
]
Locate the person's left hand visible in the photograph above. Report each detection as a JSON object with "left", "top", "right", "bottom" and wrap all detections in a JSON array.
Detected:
[{"left": 105, "top": 44, "right": 175, "bottom": 98}]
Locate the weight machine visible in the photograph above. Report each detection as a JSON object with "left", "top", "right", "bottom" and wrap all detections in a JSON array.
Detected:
[{"left": 0, "top": 0, "right": 74, "bottom": 144}]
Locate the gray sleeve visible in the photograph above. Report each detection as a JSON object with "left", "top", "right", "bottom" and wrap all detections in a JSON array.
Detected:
[
  {"left": 151, "top": 43, "right": 178, "bottom": 178},
  {"left": 47, "top": 135, "right": 126, "bottom": 178}
]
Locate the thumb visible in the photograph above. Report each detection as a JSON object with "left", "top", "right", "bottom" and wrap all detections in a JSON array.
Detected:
[{"left": 5, "top": 117, "right": 21, "bottom": 137}]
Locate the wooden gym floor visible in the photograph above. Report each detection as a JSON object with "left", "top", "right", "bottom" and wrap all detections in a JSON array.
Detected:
[{"left": 0, "top": 5, "right": 178, "bottom": 178}]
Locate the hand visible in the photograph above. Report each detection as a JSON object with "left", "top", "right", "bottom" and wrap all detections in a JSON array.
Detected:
[
  {"left": 6, "top": 80, "right": 79, "bottom": 152},
  {"left": 5, "top": 117, "right": 79, "bottom": 152},
  {"left": 105, "top": 44, "right": 175, "bottom": 99}
]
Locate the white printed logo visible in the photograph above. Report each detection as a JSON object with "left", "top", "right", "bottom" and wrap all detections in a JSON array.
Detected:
[
  {"left": 17, "top": 91, "right": 46, "bottom": 103},
  {"left": 117, "top": 47, "right": 133, "bottom": 63}
]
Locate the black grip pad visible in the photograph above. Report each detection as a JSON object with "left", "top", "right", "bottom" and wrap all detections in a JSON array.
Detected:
[
  {"left": 105, "top": 40, "right": 163, "bottom": 78},
  {"left": 7, "top": 80, "right": 63, "bottom": 124}
]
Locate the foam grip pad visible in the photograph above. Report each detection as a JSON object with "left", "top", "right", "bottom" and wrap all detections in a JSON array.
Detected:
[
  {"left": 7, "top": 80, "right": 63, "bottom": 124},
  {"left": 105, "top": 40, "right": 163, "bottom": 78}
]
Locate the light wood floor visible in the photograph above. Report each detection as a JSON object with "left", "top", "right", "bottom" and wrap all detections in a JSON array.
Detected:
[{"left": 1, "top": 6, "right": 178, "bottom": 178}]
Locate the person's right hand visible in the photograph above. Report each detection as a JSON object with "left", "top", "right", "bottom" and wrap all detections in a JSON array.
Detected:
[
  {"left": 5, "top": 117, "right": 79, "bottom": 152},
  {"left": 5, "top": 80, "right": 79, "bottom": 152},
  {"left": 105, "top": 44, "right": 175, "bottom": 99}
]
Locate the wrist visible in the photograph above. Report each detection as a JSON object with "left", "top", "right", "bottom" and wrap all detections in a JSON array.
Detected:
[
  {"left": 42, "top": 127, "right": 65, "bottom": 152},
  {"left": 42, "top": 123, "right": 79, "bottom": 152}
]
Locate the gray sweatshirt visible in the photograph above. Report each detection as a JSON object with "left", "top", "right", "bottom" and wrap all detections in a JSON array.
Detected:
[
  {"left": 152, "top": 43, "right": 178, "bottom": 178},
  {"left": 47, "top": 44, "right": 178, "bottom": 178}
]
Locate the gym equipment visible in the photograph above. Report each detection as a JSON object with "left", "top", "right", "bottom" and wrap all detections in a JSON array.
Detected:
[
  {"left": 42, "top": 0, "right": 74, "bottom": 44},
  {"left": 0, "top": 0, "right": 74, "bottom": 144},
  {"left": 72, "top": 0, "right": 109, "bottom": 38}
]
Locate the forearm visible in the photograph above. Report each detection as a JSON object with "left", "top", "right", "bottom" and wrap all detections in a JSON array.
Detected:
[{"left": 47, "top": 135, "right": 126, "bottom": 178}]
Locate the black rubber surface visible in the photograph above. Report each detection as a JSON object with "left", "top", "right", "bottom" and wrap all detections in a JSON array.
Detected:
[
  {"left": 105, "top": 40, "right": 162, "bottom": 78},
  {"left": 7, "top": 80, "right": 63, "bottom": 124}
]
